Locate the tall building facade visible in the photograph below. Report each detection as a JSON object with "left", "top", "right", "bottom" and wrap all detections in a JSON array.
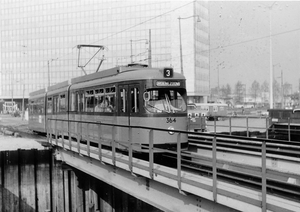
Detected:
[{"left": 0, "top": 0, "right": 209, "bottom": 107}]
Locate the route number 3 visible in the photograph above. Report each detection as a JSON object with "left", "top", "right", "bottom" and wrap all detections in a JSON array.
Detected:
[{"left": 164, "top": 68, "right": 173, "bottom": 78}]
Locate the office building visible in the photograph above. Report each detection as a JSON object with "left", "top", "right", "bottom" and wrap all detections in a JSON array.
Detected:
[{"left": 0, "top": 0, "right": 209, "bottom": 108}]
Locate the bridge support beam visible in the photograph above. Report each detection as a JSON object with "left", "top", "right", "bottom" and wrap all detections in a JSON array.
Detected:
[{"left": 56, "top": 147, "right": 238, "bottom": 212}]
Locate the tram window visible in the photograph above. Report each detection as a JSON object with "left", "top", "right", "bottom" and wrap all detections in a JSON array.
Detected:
[
  {"left": 47, "top": 97, "right": 52, "bottom": 113},
  {"left": 95, "top": 88, "right": 104, "bottom": 95},
  {"left": 40, "top": 98, "right": 44, "bottom": 114},
  {"left": 53, "top": 96, "right": 59, "bottom": 113},
  {"left": 71, "top": 92, "right": 77, "bottom": 111},
  {"left": 95, "top": 88, "right": 104, "bottom": 112},
  {"left": 130, "top": 87, "right": 139, "bottom": 113},
  {"left": 85, "top": 90, "right": 94, "bottom": 112},
  {"left": 95, "top": 95, "right": 104, "bottom": 112},
  {"left": 59, "top": 94, "right": 66, "bottom": 111},
  {"left": 105, "top": 94, "right": 115, "bottom": 113},
  {"left": 120, "top": 88, "right": 127, "bottom": 113},
  {"left": 77, "top": 92, "right": 84, "bottom": 112}
]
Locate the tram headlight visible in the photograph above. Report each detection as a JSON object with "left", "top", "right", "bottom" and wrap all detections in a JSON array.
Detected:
[{"left": 168, "top": 126, "right": 175, "bottom": 135}]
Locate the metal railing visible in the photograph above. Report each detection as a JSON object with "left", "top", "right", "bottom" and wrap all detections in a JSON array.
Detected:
[
  {"left": 47, "top": 118, "right": 300, "bottom": 212},
  {"left": 198, "top": 115, "right": 300, "bottom": 142}
]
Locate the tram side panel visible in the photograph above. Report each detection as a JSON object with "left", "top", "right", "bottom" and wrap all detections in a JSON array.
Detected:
[
  {"left": 28, "top": 91, "right": 47, "bottom": 134},
  {"left": 46, "top": 88, "right": 69, "bottom": 138},
  {"left": 129, "top": 116, "right": 188, "bottom": 151}
]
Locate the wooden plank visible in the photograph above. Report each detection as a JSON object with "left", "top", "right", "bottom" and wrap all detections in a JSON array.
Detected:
[
  {"left": 19, "top": 149, "right": 36, "bottom": 211},
  {"left": 36, "top": 150, "right": 52, "bottom": 212},
  {"left": 3, "top": 151, "right": 20, "bottom": 212},
  {"left": 63, "top": 170, "right": 70, "bottom": 212},
  {"left": 51, "top": 158, "right": 64, "bottom": 212},
  {"left": 0, "top": 152, "right": 4, "bottom": 212}
]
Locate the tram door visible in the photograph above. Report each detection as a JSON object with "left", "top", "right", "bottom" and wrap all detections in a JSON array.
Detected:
[
  {"left": 77, "top": 91, "right": 84, "bottom": 139},
  {"left": 118, "top": 84, "right": 140, "bottom": 147}
]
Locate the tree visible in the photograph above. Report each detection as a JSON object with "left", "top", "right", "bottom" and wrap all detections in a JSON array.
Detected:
[
  {"left": 234, "top": 81, "right": 244, "bottom": 104},
  {"left": 220, "top": 83, "right": 231, "bottom": 98},
  {"left": 250, "top": 80, "right": 260, "bottom": 103},
  {"left": 283, "top": 82, "right": 292, "bottom": 97},
  {"left": 261, "top": 81, "right": 269, "bottom": 103}
]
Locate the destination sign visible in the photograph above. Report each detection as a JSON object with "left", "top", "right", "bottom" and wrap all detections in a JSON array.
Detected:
[{"left": 156, "top": 81, "right": 181, "bottom": 87}]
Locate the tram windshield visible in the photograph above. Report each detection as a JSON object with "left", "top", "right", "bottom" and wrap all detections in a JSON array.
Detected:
[{"left": 143, "top": 88, "right": 187, "bottom": 114}]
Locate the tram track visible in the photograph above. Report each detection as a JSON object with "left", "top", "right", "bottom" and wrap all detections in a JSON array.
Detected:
[
  {"left": 188, "top": 134, "right": 300, "bottom": 158},
  {"left": 159, "top": 134, "right": 300, "bottom": 203},
  {"left": 162, "top": 149, "right": 300, "bottom": 203}
]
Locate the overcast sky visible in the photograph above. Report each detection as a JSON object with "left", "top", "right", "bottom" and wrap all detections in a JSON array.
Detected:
[{"left": 209, "top": 1, "right": 300, "bottom": 92}]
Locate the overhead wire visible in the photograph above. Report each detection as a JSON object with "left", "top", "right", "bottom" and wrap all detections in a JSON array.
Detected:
[{"left": 40, "top": 1, "right": 195, "bottom": 73}]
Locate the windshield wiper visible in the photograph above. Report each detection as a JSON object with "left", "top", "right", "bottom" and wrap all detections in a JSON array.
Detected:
[
  {"left": 165, "top": 94, "right": 176, "bottom": 113},
  {"left": 146, "top": 103, "right": 170, "bottom": 113}
]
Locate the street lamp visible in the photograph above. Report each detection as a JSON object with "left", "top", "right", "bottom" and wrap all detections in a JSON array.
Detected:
[
  {"left": 47, "top": 58, "right": 57, "bottom": 87},
  {"left": 217, "top": 61, "right": 225, "bottom": 97},
  {"left": 178, "top": 15, "right": 201, "bottom": 75}
]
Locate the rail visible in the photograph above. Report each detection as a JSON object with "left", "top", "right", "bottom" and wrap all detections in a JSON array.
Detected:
[{"left": 47, "top": 118, "right": 300, "bottom": 212}]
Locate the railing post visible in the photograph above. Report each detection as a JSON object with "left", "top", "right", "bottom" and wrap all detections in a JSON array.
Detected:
[
  {"left": 48, "top": 119, "right": 52, "bottom": 145},
  {"left": 266, "top": 117, "right": 269, "bottom": 139},
  {"left": 229, "top": 116, "right": 232, "bottom": 136},
  {"left": 177, "top": 133, "right": 182, "bottom": 192},
  {"left": 288, "top": 117, "right": 291, "bottom": 141},
  {"left": 112, "top": 126, "right": 116, "bottom": 166},
  {"left": 55, "top": 119, "right": 58, "bottom": 145},
  {"left": 77, "top": 121, "right": 80, "bottom": 153},
  {"left": 212, "top": 135, "right": 217, "bottom": 202},
  {"left": 87, "top": 123, "right": 90, "bottom": 157},
  {"left": 68, "top": 124, "right": 72, "bottom": 150},
  {"left": 98, "top": 124, "right": 102, "bottom": 162},
  {"left": 128, "top": 127, "right": 133, "bottom": 173},
  {"left": 149, "top": 129, "right": 154, "bottom": 179},
  {"left": 61, "top": 130, "right": 65, "bottom": 149},
  {"left": 46, "top": 119, "right": 49, "bottom": 143},
  {"left": 246, "top": 116, "right": 249, "bottom": 137},
  {"left": 214, "top": 117, "right": 217, "bottom": 133},
  {"left": 261, "top": 140, "right": 267, "bottom": 212}
]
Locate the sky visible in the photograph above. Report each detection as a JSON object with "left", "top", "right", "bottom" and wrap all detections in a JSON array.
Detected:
[{"left": 209, "top": 1, "right": 300, "bottom": 92}]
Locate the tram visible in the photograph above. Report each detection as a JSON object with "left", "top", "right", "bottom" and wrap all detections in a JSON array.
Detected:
[{"left": 28, "top": 64, "right": 188, "bottom": 152}]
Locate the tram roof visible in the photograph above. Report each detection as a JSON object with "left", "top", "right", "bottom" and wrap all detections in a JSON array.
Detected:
[
  {"left": 70, "top": 65, "right": 185, "bottom": 85},
  {"left": 30, "top": 65, "right": 185, "bottom": 98},
  {"left": 29, "top": 88, "right": 46, "bottom": 97}
]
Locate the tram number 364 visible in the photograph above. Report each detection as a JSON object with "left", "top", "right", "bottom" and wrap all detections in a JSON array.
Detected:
[{"left": 166, "top": 118, "right": 176, "bottom": 123}]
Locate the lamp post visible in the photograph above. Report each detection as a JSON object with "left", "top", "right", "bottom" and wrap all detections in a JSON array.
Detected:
[
  {"left": 267, "top": 2, "right": 276, "bottom": 109},
  {"left": 275, "top": 64, "right": 284, "bottom": 108},
  {"left": 178, "top": 15, "right": 201, "bottom": 75},
  {"left": 47, "top": 60, "right": 50, "bottom": 87},
  {"left": 217, "top": 61, "right": 225, "bottom": 98},
  {"left": 47, "top": 58, "right": 57, "bottom": 87}
]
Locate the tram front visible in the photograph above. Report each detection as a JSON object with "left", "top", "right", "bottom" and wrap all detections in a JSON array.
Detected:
[{"left": 132, "top": 67, "right": 188, "bottom": 152}]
